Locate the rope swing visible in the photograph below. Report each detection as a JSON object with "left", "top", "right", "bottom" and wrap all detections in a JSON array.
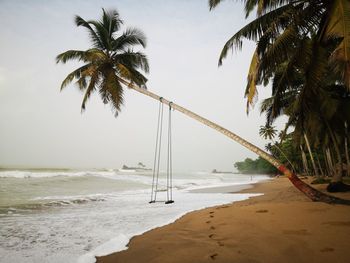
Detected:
[
  {"left": 149, "top": 98, "right": 174, "bottom": 204},
  {"left": 166, "top": 102, "right": 174, "bottom": 204}
]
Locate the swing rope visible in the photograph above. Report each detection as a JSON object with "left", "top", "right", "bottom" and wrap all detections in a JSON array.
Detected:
[
  {"left": 149, "top": 99, "right": 174, "bottom": 204},
  {"left": 150, "top": 98, "right": 164, "bottom": 203},
  {"left": 165, "top": 102, "right": 174, "bottom": 204}
]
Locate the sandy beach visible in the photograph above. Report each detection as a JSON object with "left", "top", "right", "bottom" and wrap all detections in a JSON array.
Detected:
[{"left": 97, "top": 177, "right": 350, "bottom": 263}]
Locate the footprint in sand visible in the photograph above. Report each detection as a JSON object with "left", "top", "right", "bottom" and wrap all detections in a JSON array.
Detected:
[
  {"left": 323, "top": 221, "right": 350, "bottom": 226},
  {"left": 210, "top": 226, "right": 216, "bottom": 230},
  {"left": 217, "top": 241, "right": 225, "bottom": 247},
  {"left": 320, "top": 247, "right": 334, "bottom": 252},
  {"left": 206, "top": 220, "right": 211, "bottom": 224},
  {"left": 283, "top": 229, "right": 309, "bottom": 235},
  {"left": 210, "top": 253, "right": 218, "bottom": 260},
  {"left": 209, "top": 234, "right": 215, "bottom": 239},
  {"left": 256, "top": 209, "right": 269, "bottom": 213}
]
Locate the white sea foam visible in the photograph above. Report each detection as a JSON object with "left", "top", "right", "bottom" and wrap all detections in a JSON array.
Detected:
[
  {"left": 0, "top": 170, "right": 91, "bottom": 178},
  {"left": 77, "top": 235, "right": 130, "bottom": 263},
  {"left": 76, "top": 191, "right": 262, "bottom": 263}
]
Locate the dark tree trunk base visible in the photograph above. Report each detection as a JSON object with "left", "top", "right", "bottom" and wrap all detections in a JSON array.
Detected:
[
  {"left": 278, "top": 166, "right": 350, "bottom": 205},
  {"left": 327, "top": 182, "right": 350, "bottom": 193}
]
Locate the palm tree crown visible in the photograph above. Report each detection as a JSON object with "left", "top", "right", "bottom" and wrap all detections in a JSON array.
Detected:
[
  {"left": 259, "top": 124, "right": 277, "bottom": 140},
  {"left": 56, "top": 9, "right": 149, "bottom": 116}
]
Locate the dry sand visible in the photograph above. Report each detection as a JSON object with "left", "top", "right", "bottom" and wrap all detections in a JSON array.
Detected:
[{"left": 97, "top": 177, "right": 350, "bottom": 263}]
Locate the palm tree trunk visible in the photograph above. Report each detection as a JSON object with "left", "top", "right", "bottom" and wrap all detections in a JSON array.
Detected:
[
  {"left": 323, "top": 149, "right": 330, "bottom": 176},
  {"left": 345, "top": 137, "right": 350, "bottom": 177},
  {"left": 304, "top": 133, "right": 319, "bottom": 177},
  {"left": 344, "top": 135, "right": 350, "bottom": 176},
  {"left": 300, "top": 145, "right": 310, "bottom": 177},
  {"left": 326, "top": 148, "right": 335, "bottom": 177},
  {"left": 325, "top": 121, "right": 343, "bottom": 182},
  {"left": 345, "top": 122, "right": 350, "bottom": 176},
  {"left": 315, "top": 153, "right": 325, "bottom": 177},
  {"left": 122, "top": 80, "right": 350, "bottom": 205}
]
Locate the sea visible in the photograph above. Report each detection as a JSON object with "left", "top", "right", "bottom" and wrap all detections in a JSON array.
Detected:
[{"left": 0, "top": 168, "right": 270, "bottom": 263}]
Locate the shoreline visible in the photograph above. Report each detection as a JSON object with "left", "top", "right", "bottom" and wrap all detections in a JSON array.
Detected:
[
  {"left": 188, "top": 182, "right": 256, "bottom": 193},
  {"left": 97, "top": 177, "right": 350, "bottom": 263}
]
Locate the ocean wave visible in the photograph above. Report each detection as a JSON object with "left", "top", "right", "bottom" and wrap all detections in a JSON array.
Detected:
[
  {"left": 0, "top": 196, "right": 106, "bottom": 215},
  {"left": 0, "top": 169, "right": 239, "bottom": 190},
  {"left": 0, "top": 170, "right": 93, "bottom": 178},
  {"left": 0, "top": 169, "right": 151, "bottom": 181}
]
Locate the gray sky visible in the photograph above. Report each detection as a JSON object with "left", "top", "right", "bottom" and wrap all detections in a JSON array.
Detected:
[{"left": 0, "top": 0, "right": 284, "bottom": 172}]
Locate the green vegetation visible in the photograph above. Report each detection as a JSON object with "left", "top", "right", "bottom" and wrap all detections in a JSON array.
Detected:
[
  {"left": 311, "top": 177, "right": 331, "bottom": 185},
  {"left": 234, "top": 157, "right": 277, "bottom": 174}
]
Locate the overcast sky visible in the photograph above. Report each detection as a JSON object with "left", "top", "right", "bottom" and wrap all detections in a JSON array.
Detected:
[{"left": 0, "top": 0, "right": 284, "bottom": 172}]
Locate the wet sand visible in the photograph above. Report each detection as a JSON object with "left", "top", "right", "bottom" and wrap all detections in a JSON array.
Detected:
[{"left": 97, "top": 177, "right": 350, "bottom": 263}]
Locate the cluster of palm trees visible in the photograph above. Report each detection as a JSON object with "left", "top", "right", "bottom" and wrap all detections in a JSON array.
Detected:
[{"left": 210, "top": 0, "right": 350, "bottom": 190}]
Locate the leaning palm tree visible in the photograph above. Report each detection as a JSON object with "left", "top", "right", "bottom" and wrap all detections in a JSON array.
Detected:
[{"left": 57, "top": 9, "right": 349, "bottom": 204}]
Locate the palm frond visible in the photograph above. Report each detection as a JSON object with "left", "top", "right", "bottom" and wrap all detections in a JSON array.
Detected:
[
  {"left": 114, "top": 51, "right": 149, "bottom": 74},
  {"left": 56, "top": 50, "right": 89, "bottom": 64},
  {"left": 260, "top": 96, "right": 274, "bottom": 114},
  {"left": 85, "top": 48, "right": 108, "bottom": 61},
  {"left": 56, "top": 49, "right": 107, "bottom": 64},
  {"left": 113, "top": 27, "right": 147, "bottom": 51},
  {"left": 218, "top": 3, "right": 293, "bottom": 65},
  {"left": 208, "top": 0, "right": 225, "bottom": 10},
  {"left": 116, "top": 63, "right": 132, "bottom": 80},
  {"left": 120, "top": 65, "right": 148, "bottom": 88},
  {"left": 258, "top": 26, "right": 299, "bottom": 76},
  {"left": 59, "top": 63, "right": 93, "bottom": 90},
  {"left": 75, "top": 15, "right": 104, "bottom": 49},
  {"left": 101, "top": 8, "right": 123, "bottom": 39},
  {"left": 257, "top": 0, "right": 293, "bottom": 17},
  {"left": 98, "top": 76, "right": 109, "bottom": 105},
  {"left": 260, "top": 38, "right": 312, "bottom": 112},
  {"left": 99, "top": 69, "right": 124, "bottom": 116},
  {"left": 115, "top": 62, "right": 148, "bottom": 88},
  {"left": 245, "top": 50, "right": 259, "bottom": 113},
  {"left": 81, "top": 71, "right": 99, "bottom": 111},
  {"left": 321, "top": 0, "right": 350, "bottom": 88},
  {"left": 303, "top": 42, "right": 329, "bottom": 94},
  {"left": 108, "top": 75, "right": 124, "bottom": 117},
  {"left": 260, "top": 88, "right": 299, "bottom": 125},
  {"left": 244, "top": 0, "right": 259, "bottom": 18},
  {"left": 76, "top": 76, "right": 88, "bottom": 91},
  {"left": 88, "top": 20, "right": 110, "bottom": 50}
]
